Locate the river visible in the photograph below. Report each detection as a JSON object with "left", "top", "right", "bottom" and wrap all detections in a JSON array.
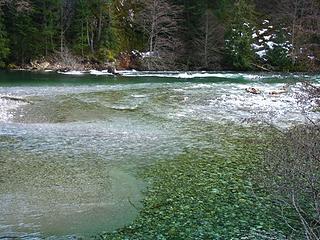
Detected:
[{"left": 0, "top": 70, "right": 319, "bottom": 239}]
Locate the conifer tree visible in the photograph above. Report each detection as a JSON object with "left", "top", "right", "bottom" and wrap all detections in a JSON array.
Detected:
[
  {"left": 224, "top": 0, "right": 256, "bottom": 70},
  {"left": 0, "top": 4, "right": 9, "bottom": 67}
]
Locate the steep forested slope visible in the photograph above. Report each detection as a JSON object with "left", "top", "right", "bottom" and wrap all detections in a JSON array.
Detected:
[{"left": 0, "top": 0, "right": 319, "bottom": 71}]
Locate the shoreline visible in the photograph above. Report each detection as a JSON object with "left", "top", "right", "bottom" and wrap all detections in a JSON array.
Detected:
[{"left": 3, "top": 68, "right": 320, "bottom": 82}]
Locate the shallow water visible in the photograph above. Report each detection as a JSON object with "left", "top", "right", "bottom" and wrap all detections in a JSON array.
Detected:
[{"left": 0, "top": 70, "right": 319, "bottom": 239}]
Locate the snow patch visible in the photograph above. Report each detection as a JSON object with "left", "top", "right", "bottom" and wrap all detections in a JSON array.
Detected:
[
  {"left": 256, "top": 50, "right": 267, "bottom": 58},
  {"left": 258, "top": 29, "right": 268, "bottom": 35}
]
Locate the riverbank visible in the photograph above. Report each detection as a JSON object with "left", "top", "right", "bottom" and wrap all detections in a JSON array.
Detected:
[
  {"left": 4, "top": 51, "right": 142, "bottom": 74},
  {"left": 4, "top": 51, "right": 320, "bottom": 74}
]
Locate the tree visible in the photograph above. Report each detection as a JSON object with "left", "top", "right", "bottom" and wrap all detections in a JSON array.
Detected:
[
  {"left": 111, "top": 0, "right": 143, "bottom": 53},
  {"left": 194, "top": 8, "right": 224, "bottom": 70},
  {"left": 266, "top": 29, "right": 293, "bottom": 71},
  {"left": 224, "top": 0, "right": 257, "bottom": 70},
  {"left": 0, "top": 3, "right": 9, "bottom": 67},
  {"left": 3, "top": 0, "right": 39, "bottom": 64},
  {"left": 59, "top": 0, "right": 76, "bottom": 56},
  {"left": 137, "top": 0, "right": 182, "bottom": 70},
  {"left": 38, "top": 0, "right": 60, "bottom": 56},
  {"left": 275, "top": 0, "right": 320, "bottom": 65}
]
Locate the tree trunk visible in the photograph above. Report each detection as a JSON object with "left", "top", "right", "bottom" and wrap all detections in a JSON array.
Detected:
[
  {"left": 60, "top": 3, "right": 64, "bottom": 57},
  {"left": 204, "top": 11, "right": 209, "bottom": 68},
  {"left": 97, "top": 6, "right": 102, "bottom": 48}
]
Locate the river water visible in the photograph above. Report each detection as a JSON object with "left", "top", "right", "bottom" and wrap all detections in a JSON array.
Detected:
[{"left": 0, "top": 70, "right": 319, "bottom": 239}]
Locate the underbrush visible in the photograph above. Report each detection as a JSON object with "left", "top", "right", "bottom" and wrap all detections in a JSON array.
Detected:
[{"left": 260, "top": 123, "right": 320, "bottom": 240}]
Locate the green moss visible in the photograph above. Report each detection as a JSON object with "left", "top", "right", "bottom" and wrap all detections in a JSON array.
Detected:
[{"left": 98, "top": 126, "right": 289, "bottom": 239}]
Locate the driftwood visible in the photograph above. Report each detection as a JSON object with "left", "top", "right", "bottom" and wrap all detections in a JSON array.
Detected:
[
  {"left": 269, "top": 90, "right": 288, "bottom": 95},
  {"left": 269, "top": 85, "right": 289, "bottom": 95},
  {"left": 251, "top": 63, "right": 272, "bottom": 72},
  {"left": 246, "top": 87, "right": 261, "bottom": 94},
  {"left": 0, "top": 95, "right": 31, "bottom": 103}
]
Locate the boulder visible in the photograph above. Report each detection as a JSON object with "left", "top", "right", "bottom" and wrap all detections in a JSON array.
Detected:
[{"left": 30, "top": 60, "right": 51, "bottom": 70}]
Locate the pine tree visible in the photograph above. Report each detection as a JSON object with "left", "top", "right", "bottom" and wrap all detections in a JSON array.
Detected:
[
  {"left": 4, "top": 1, "right": 40, "bottom": 64},
  {"left": 224, "top": 0, "right": 256, "bottom": 70},
  {"left": 0, "top": 7, "right": 9, "bottom": 67}
]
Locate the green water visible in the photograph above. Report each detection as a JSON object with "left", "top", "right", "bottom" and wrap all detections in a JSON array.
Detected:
[{"left": 0, "top": 71, "right": 319, "bottom": 239}]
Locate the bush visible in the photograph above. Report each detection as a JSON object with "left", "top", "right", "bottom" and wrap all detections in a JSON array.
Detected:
[
  {"left": 262, "top": 124, "right": 320, "bottom": 239},
  {"left": 96, "top": 48, "right": 116, "bottom": 63},
  {"left": 299, "top": 82, "right": 320, "bottom": 111}
]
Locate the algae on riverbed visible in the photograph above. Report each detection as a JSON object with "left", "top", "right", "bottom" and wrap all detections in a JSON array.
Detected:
[{"left": 99, "top": 126, "right": 290, "bottom": 240}]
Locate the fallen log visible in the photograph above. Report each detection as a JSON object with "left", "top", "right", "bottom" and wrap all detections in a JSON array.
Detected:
[
  {"left": 251, "top": 63, "right": 272, "bottom": 72},
  {"left": 245, "top": 87, "right": 261, "bottom": 94},
  {"left": 0, "top": 95, "right": 31, "bottom": 103}
]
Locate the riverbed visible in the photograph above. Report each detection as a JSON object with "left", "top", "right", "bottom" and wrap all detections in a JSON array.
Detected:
[{"left": 0, "top": 71, "right": 319, "bottom": 239}]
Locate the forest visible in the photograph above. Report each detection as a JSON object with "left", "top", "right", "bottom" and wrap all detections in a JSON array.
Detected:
[{"left": 0, "top": 0, "right": 319, "bottom": 71}]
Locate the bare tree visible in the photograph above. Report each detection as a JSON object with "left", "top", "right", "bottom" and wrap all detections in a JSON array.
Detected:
[
  {"left": 0, "top": 0, "right": 32, "bottom": 11},
  {"left": 194, "top": 9, "right": 224, "bottom": 70},
  {"left": 275, "top": 0, "right": 320, "bottom": 63},
  {"left": 137, "top": 0, "right": 182, "bottom": 70},
  {"left": 59, "top": 0, "right": 75, "bottom": 56}
]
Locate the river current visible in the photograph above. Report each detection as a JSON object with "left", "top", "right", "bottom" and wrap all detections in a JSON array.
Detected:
[{"left": 0, "top": 71, "right": 319, "bottom": 239}]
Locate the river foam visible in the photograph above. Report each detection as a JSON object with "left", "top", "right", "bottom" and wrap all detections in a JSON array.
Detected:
[
  {"left": 56, "top": 70, "right": 320, "bottom": 83},
  {"left": 0, "top": 97, "right": 28, "bottom": 123}
]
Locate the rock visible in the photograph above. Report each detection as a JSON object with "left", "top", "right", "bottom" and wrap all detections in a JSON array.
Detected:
[
  {"left": 30, "top": 60, "right": 51, "bottom": 70},
  {"left": 38, "top": 61, "right": 50, "bottom": 70},
  {"left": 116, "top": 51, "right": 141, "bottom": 70},
  {"left": 245, "top": 87, "right": 261, "bottom": 94}
]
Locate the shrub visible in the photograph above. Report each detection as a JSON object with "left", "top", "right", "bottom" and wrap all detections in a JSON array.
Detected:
[{"left": 262, "top": 124, "right": 320, "bottom": 239}]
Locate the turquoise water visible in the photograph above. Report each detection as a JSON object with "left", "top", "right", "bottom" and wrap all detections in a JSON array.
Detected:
[{"left": 0, "top": 71, "right": 319, "bottom": 239}]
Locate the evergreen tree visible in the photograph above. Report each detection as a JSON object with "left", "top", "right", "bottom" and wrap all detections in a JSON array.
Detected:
[
  {"left": 0, "top": 0, "right": 318, "bottom": 71},
  {"left": 224, "top": 0, "right": 256, "bottom": 70},
  {"left": 266, "top": 29, "right": 292, "bottom": 71},
  {"left": 113, "top": 0, "right": 143, "bottom": 53},
  {"left": 37, "top": 0, "right": 60, "bottom": 56},
  {"left": 0, "top": 10, "right": 9, "bottom": 67},
  {"left": 4, "top": 2, "right": 40, "bottom": 64}
]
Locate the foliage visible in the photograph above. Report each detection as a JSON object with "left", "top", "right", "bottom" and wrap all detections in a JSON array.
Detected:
[
  {"left": 0, "top": 14, "right": 9, "bottom": 67},
  {"left": 266, "top": 29, "right": 293, "bottom": 71},
  {"left": 224, "top": 0, "right": 256, "bottom": 70},
  {"left": 0, "top": 0, "right": 319, "bottom": 70}
]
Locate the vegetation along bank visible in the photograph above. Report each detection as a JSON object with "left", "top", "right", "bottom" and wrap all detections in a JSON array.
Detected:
[{"left": 0, "top": 0, "right": 319, "bottom": 72}]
